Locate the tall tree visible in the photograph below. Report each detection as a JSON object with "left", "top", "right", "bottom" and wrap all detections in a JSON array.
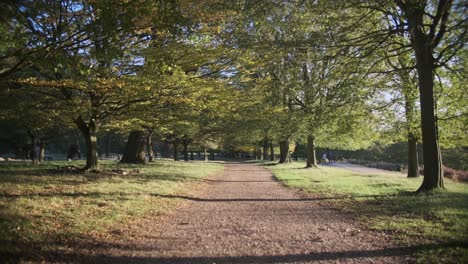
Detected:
[{"left": 393, "top": 0, "right": 466, "bottom": 191}]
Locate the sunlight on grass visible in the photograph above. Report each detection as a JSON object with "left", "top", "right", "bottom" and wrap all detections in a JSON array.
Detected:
[
  {"left": 0, "top": 160, "right": 222, "bottom": 258},
  {"left": 266, "top": 162, "right": 468, "bottom": 263}
]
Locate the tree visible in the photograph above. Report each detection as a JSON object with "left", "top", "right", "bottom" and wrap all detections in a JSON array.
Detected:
[{"left": 392, "top": 0, "right": 467, "bottom": 191}]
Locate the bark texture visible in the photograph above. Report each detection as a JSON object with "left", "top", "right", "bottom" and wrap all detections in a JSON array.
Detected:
[
  {"left": 38, "top": 140, "right": 45, "bottom": 162},
  {"left": 306, "top": 135, "right": 317, "bottom": 168},
  {"left": 74, "top": 117, "right": 99, "bottom": 170},
  {"left": 279, "top": 139, "right": 291, "bottom": 164},
  {"left": 121, "top": 130, "right": 147, "bottom": 164},
  {"left": 147, "top": 132, "right": 154, "bottom": 162},
  {"left": 398, "top": 1, "right": 444, "bottom": 191},
  {"left": 407, "top": 134, "right": 419, "bottom": 178}
]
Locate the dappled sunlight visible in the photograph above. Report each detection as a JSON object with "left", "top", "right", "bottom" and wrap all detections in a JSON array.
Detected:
[{"left": 0, "top": 160, "right": 223, "bottom": 261}]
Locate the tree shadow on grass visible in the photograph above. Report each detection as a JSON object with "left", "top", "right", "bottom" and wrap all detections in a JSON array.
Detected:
[
  {"left": 0, "top": 191, "right": 423, "bottom": 204},
  {"left": 5, "top": 240, "right": 468, "bottom": 264},
  {"left": 0, "top": 168, "right": 202, "bottom": 185}
]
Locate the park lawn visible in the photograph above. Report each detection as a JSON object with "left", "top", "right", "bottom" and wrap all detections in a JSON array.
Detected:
[
  {"left": 266, "top": 162, "right": 468, "bottom": 264},
  {"left": 0, "top": 160, "right": 222, "bottom": 260}
]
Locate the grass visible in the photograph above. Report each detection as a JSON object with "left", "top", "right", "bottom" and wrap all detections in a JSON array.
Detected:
[
  {"left": 0, "top": 160, "right": 223, "bottom": 261},
  {"left": 266, "top": 162, "right": 468, "bottom": 264}
]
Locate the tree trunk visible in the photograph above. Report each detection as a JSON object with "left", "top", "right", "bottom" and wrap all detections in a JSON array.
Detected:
[
  {"left": 306, "top": 135, "right": 317, "bottom": 168},
  {"left": 38, "top": 140, "right": 45, "bottom": 162},
  {"left": 147, "top": 132, "right": 154, "bottom": 162},
  {"left": 173, "top": 140, "right": 179, "bottom": 161},
  {"left": 183, "top": 142, "right": 189, "bottom": 162},
  {"left": 279, "top": 139, "right": 291, "bottom": 164},
  {"left": 270, "top": 141, "right": 275, "bottom": 161},
  {"left": 407, "top": 133, "right": 419, "bottom": 177},
  {"left": 410, "top": 22, "right": 443, "bottom": 191},
  {"left": 121, "top": 130, "right": 147, "bottom": 164},
  {"left": 210, "top": 149, "right": 215, "bottom": 160},
  {"left": 262, "top": 138, "right": 269, "bottom": 160},
  {"left": 161, "top": 141, "right": 170, "bottom": 158},
  {"left": 74, "top": 117, "right": 99, "bottom": 170},
  {"left": 29, "top": 133, "right": 37, "bottom": 165},
  {"left": 204, "top": 148, "right": 208, "bottom": 162},
  {"left": 190, "top": 151, "right": 194, "bottom": 160}
]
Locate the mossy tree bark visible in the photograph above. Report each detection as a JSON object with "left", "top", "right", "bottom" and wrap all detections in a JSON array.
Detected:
[{"left": 74, "top": 117, "right": 99, "bottom": 170}]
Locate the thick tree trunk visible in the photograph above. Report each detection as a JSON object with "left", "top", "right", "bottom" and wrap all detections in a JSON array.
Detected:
[
  {"left": 399, "top": 2, "right": 444, "bottom": 191},
  {"left": 173, "top": 140, "right": 179, "bottom": 161},
  {"left": 121, "top": 130, "right": 146, "bottom": 164},
  {"left": 147, "top": 132, "right": 154, "bottom": 162},
  {"left": 74, "top": 117, "right": 99, "bottom": 170},
  {"left": 306, "top": 135, "right": 317, "bottom": 168},
  {"left": 407, "top": 133, "right": 419, "bottom": 177},
  {"left": 38, "top": 140, "right": 45, "bottom": 162},
  {"left": 270, "top": 141, "right": 275, "bottom": 161},
  {"left": 279, "top": 139, "right": 291, "bottom": 164},
  {"left": 412, "top": 28, "right": 443, "bottom": 191},
  {"left": 204, "top": 148, "right": 208, "bottom": 162}
]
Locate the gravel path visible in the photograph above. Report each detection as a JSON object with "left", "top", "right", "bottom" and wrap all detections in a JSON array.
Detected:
[{"left": 77, "top": 162, "right": 414, "bottom": 263}]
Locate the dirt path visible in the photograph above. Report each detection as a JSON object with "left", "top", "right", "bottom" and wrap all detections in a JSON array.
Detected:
[{"left": 69, "top": 163, "right": 414, "bottom": 263}]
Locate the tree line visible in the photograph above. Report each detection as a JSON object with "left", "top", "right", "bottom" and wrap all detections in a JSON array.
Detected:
[{"left": 0, "top": 0, "right": 466, "bottom": 192}]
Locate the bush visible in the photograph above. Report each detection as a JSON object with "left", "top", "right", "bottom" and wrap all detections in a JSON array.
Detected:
[{"left": 443, "top": 166, "right": 468, "bottom": 182}]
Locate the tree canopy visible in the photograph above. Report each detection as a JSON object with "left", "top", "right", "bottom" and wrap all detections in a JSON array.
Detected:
[{"left": 0, "top": 0, "right": 466, "bottom": 191}]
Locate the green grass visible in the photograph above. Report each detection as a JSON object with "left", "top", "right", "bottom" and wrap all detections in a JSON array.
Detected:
[
  {"left": 266, "top": 162, "right": 468, "bottom": 263},
  {"left": 0, "top": 160, "right": 222, "bottom": 260}
]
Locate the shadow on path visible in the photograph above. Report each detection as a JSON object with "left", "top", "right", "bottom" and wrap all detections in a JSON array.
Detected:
[{"left": 6, "top": 241, "right": 467, "bottom": 264}]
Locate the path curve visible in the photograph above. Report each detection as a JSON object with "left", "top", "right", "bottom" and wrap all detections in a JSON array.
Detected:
[{"left": 93, "top": 162, "right": 413, "bottom": 263}]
